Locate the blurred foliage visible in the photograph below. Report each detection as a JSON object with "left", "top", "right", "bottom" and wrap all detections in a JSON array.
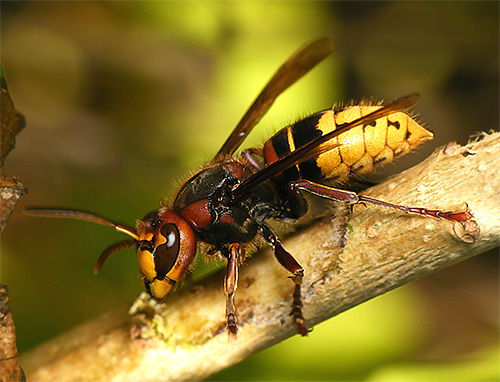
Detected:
[{"left": 1, "top": 1, "right": 498, "bottom": 381}]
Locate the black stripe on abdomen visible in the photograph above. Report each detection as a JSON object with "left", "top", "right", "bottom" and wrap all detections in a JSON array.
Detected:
[{"left": 291, "top": 112, "right": 324, "bottom": 182}]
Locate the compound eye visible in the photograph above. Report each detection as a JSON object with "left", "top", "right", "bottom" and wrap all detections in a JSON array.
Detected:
[{"left": 153, "top": 223, "right": 180, "bottom": 278}]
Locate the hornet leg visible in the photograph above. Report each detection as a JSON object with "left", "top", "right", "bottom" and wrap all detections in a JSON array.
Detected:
[
  {"left": 290, "top": 180, "right": 476, "bottom": 225},
  {"left": 260, "top": 224, "right": 309, "bottom": 336},
  {"left": 224, "top": 243, "right": 241, "bottom": 338}
]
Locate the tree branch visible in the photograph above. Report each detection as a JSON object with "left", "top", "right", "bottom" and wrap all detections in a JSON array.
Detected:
[
  {"left": 0, "top": 285, "right": 25, "bottom": 382},
  {"left": 22, "top": 132, "right": 499, "bottom": 381}
]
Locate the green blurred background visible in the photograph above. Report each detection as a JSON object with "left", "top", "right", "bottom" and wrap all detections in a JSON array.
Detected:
[{"left": 1, "top": 1, "right": 498, "bottom": 380}]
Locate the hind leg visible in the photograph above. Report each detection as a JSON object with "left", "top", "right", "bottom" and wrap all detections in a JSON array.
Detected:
[{"left": 260, "top": 224, "right": 308, "bottom": 336}]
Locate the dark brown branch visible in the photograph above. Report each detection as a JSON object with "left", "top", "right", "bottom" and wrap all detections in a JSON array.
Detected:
[
  {"left": 21, "top": 132, "right": 499, "bottom": 381},
  {"left": 0, "top": 177, "right": 27, "bottom": 234},
  {"left": 0, "top": 72, "right": 28, "bottom": 232},
  {"left": 0, "top": 285, "right": 25, "bottom": 382},
  {"left": 1, "top": 74, "right": 26, "bottom": 168},
  {"left": 0, "top": 73, "right": 26, "bottom": 382}
]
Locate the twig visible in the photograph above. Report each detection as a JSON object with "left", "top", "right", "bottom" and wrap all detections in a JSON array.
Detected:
[
  {"left": 0, "top": 285, "right": 25, "bottom": 382},
  {"left": 1, "top": 71, "right": 28, "bottom": 232},
  {"left": 21, "top": 132, "right": 499, "bottom": 381},
  {"left": 0, "top": 71, "right": 26, "bottom": 382}
]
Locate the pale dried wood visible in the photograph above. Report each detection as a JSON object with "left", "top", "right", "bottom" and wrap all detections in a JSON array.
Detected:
[{"left": 21, "top": 132, "right": 499, "bottom": 382}]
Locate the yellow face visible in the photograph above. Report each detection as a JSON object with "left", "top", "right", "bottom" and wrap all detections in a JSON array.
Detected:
[{"left": 136, "top": 209, "right": 197, "bottom": 299}]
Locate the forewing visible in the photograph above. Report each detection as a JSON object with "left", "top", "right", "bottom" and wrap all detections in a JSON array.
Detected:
[{"left": 215, "top": 37, "right": 335, "bottom": 158}]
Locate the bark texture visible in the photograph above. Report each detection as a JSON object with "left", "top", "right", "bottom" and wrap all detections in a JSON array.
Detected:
[{"left": 0, "top": 285, "right": 25, "bottom": 382}]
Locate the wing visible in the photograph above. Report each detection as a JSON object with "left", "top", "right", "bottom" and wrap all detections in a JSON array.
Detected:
[
  {"left": 232, "top": 93, "right": 420, "bottom": 200},
  {"left": 215, "top": 36, "right": 335, "bottom": 158}
]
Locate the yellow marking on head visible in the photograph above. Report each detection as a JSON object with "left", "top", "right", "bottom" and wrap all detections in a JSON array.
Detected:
[
  {"left": 137, "top": 248, "right": 156, "bottom": 280},
  {"left": 149, "top": 279, "right": 174, "bottom": 299}
]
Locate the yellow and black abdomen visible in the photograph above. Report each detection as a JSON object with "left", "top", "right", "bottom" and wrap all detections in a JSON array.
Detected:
[{"left": 262, "top": 105, "right": 434, "bottom": 185}]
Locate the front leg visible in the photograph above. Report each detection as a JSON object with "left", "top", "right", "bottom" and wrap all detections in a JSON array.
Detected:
[{"left": 224, "top": 243, "right": 241, "bottom": 338}]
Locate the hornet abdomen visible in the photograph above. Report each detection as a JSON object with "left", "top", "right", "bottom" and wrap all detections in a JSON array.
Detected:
[{"left": 263, "top": 105, "right": 434, "bottom": 184}]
